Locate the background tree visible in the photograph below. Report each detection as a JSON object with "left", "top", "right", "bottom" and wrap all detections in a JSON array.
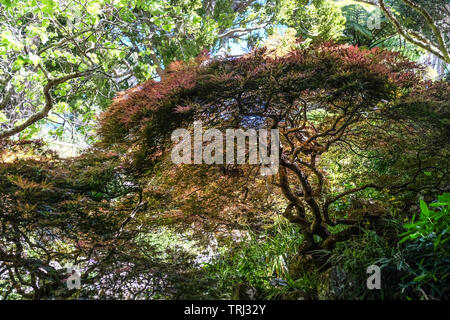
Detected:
[
  {"left": 0, "top": 0, "right": 346, "bottom": 146},
  {"left": 356, "top": 0, "right": 450, "bottom": 64},
  {"left": 281, "top": 0, "right": 346, "bottom": 42}
]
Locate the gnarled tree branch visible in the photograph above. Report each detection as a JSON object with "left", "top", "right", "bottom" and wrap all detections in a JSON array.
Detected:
[{"left": 0, "top": 69, "right": 97, "bottom": 139}]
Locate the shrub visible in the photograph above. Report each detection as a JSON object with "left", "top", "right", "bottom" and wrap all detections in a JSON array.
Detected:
[
  {"left": 204, "top": 220, "right": 305, "bottom": 299},
  {"left": 398, "top": 193, "right": 450, "bottom": 299},
  {"left": 322, "top": 194, "right": 450, "bottom": 300}
]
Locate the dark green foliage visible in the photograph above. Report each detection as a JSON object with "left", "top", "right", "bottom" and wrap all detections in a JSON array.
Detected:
[
  {"left": 205, "top": 220, "right": 305, "bottom": 299},
  {"left": 398, "top": 193, "right": 450, "bottom": 299},
  {"left": 321, "top": 194, "right": 449, "bottom": 300}
]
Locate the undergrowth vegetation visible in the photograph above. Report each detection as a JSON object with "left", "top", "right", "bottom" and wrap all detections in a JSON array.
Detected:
[{"left": 204, "top": 194, "right": 449, "bottom": 300}]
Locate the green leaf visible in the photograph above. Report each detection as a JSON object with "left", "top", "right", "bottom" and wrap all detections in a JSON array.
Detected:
[
  {"left": 347, "top": 21, "right": 372, "bottom": 38},
  {"left": 162, "top": 23, "right": 174, "bottom": 32},
  {"left": 437, "top": 193, "right": 450, "bottom": 204},
  {"left": 0, "top": 111, "right": 8, "bottom": 123},
  {"left": 429, "top": 202, "right": 447, "bottom": 207},
  {"left": 413, "top": 273, "right": 426, "bottom": 282},
  {"left": 87, "top": 3, "right": 101, "bottom": 15},
  {"left": 41, "top": 0, "right": 57, "bottom": 16},
  {"left": 398, "top": 236, "right": 410, "bottom": 244},
  {"left": 419, "top": 200, "right": 429, "bottom": 217},
  {"left": 119, "top": 51, "right": 127, "bottom": 59},
  {"left": 1, "top": 0, "right": 13, "bottom": 8}
]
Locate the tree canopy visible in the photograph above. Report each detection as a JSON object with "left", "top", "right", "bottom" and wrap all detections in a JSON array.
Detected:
[{"left": 0, "top": 0, "right": 449, "bottom": 301}]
